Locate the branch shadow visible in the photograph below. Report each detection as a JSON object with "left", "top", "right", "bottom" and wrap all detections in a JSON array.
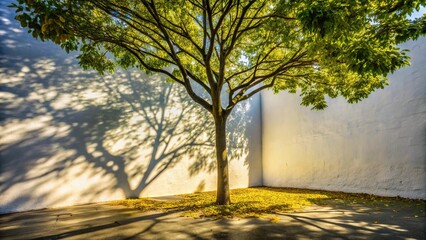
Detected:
[
  {"left": 0, "top": 53, "right": 217, "bottom": 208},
  {"left": 1, "top": 200, "right": 424, "bottom": 240}
]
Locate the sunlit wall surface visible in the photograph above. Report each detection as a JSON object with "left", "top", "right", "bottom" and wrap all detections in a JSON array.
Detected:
[
  {"left": 0, "top": 1, "right": 263, "bottom": 213},
  {"left": 262, "top": 37, "right": 426, "bottom": 199}
]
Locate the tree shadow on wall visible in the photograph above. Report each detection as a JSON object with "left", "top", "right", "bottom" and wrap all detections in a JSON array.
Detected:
[
  {"left": 0, "top": 49, "right": 249, "bottom": 212},
  {"left": 53, "top": 72, "right": 219, "bottom": 198}
]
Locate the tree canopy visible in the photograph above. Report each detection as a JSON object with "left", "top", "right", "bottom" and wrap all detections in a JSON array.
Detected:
[{"left": 11, "top": 0, "right": 426, "bottom": 110}]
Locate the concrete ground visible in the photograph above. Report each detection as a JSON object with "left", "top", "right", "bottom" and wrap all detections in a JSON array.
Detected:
[{"left": 0, "top": 202, "right": 425, "bottom": 240}]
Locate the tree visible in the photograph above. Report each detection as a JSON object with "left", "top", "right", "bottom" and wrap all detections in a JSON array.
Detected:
[{"left": 11, "top": 0, "right": 425, "bottom": 205}]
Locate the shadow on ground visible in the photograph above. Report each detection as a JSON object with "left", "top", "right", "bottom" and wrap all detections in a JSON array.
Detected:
[{"left": 0, "top": 198, "right": 425, "bottom": 240}]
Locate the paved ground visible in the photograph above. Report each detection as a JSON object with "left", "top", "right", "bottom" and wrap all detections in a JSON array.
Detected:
[{"left": 0, "top": 202, "right": 425, "bottom": 239}]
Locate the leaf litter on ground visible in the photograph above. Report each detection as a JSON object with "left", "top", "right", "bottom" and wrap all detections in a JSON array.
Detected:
[{"left": 110, "top": 187, "right": 425, "bottom": 220}]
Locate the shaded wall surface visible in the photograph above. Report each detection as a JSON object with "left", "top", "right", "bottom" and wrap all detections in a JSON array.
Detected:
[
  {"left": 262, "top": 38, "right": 426, "bottom": 199},
  {"left": 0, "top": 1, "right": 262, "bottom": 213}
]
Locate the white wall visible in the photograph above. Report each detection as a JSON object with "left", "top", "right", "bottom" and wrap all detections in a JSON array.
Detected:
[
  {"left": 262, "top": 38, "right": 426, "bottom": 199},
  {"left": 0, "top": 1, "right": 262, "bottom": 213}
]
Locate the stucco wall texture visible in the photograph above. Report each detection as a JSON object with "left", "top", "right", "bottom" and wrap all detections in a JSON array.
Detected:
[
  {"left": 262, "top": 38, "right": 426, "bottom": 199},
  {"left": 0, "top": 1, "right": 262, "bottom": 214}
]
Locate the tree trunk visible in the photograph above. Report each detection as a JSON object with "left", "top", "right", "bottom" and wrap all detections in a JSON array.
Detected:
[{"left": 214, "top": 114, "right": 231, "bottom": 205}]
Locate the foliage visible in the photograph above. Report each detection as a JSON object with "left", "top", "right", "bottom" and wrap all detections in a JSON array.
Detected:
[
  {"left": 9, "top": 0, "right": 426, "bottom": 110},
  {"left": 111, "top": 187, "right": 426, "bottom": 219}
]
